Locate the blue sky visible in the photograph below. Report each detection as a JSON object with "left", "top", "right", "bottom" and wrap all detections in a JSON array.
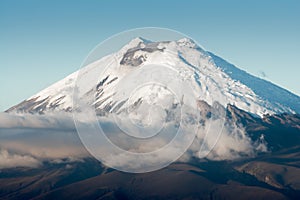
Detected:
[{"left": 1, "top": 0, "right": 300, "bottom": 111}]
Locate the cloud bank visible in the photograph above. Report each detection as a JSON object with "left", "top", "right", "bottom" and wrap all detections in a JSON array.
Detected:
[{"left": 0, "top": 111, "right": 267, "bottom": 170}]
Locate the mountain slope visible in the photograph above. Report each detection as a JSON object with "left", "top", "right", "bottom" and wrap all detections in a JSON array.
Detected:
[{"left": 210, "top": 52, "right": 300, "bottom": 115}]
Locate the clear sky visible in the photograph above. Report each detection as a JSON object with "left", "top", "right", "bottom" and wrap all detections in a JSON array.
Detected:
[{"left": 1, "top": 0, "right": 300, "bottom": 111}]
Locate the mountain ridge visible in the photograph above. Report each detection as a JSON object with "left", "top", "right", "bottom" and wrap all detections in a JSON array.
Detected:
[{"left": 209, "top": 52, "right": 300, "bottom": 114}]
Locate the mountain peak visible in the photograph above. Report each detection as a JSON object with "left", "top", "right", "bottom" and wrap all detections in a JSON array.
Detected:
[{"left": 125, "top": 37, "right": 200, "bottom": 51}]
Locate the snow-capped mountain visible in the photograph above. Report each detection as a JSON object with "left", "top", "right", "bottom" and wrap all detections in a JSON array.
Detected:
[{"left": 6, "top": 37, "right": 300, "bottom": 117}]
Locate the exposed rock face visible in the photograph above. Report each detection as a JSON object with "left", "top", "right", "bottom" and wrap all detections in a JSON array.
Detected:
[{"left": 120, "top": 41, "right": 165, "bottom": 66}]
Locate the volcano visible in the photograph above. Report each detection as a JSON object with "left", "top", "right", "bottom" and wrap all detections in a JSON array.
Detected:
[{"left": 2, "top": 38, "right": 300, "bottom": 200}]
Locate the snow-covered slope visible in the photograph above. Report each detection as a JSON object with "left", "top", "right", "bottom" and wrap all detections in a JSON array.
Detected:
[
  {"left": 6, "top": 37, "right": 300, "bottom": 117},
  {"left": 209, "top": 52, "right": 300, "bottom": 115}
]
